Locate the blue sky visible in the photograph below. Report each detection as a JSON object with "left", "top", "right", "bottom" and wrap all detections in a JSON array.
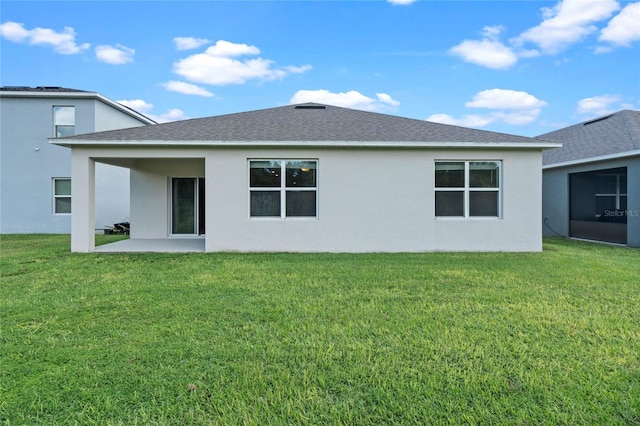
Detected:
[{"left": 1, "top": 0, "right": 639, "bottom": 136}]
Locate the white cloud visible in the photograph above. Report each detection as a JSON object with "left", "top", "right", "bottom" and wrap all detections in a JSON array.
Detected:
[
  {"left": 117, "top": 99, "right": 187, "bottom": 123},
  {"left": 427, "top": 113, "right": 496, "bottom": 128},
  {"left": 151, "top": 109, "right": 189, "bottom": 123},
  {"left": 428, "top": 89, "right": 547, "bottom": 128},
  {"left": 387, "top": 0, "right": 417, "bottom": 5},
  {"left": 206, "top": 40, "right": 260, "bottom": 57},
  {"left": 95, "top": 44, "right": 135, "bottom": 64},
  {"left": 481, "top": 25, "right": 505, "bottom": 40},
  {"left": 599, "top": 2, "right": 640, "bottom": 46},
  {"left": 116, "top": 99, "right": 154, "bottom": 113},
  {"left": 174, "top": 36, "right": 211, "bottom": 50},
  {"left": 0, "top": 21, "right": 90, "bottom": 54},
  {"left": 290, "top": 89, "right": 400, "bottom": 112},
  {"left": 576, "top": 94, "right": 623, "bottom": 116},
  {"left": 161, "top": 80, "right": 215, "bottom": 97},
  {"left": 376, "top": 92, "right": 400, "bottom": 107},
  {"left": 284, "top": 65, "right": 313, "bottom": 74},
  {"left": 465, "top": 89, "right": 547, "bottom": 110},
  {"left": 173, "top": 40, "right": 311, "bottom": 85},
  {"left": 514, "top": 0, "right": 620, "bottom": 54},
  {"left": 450, "top": 0, "right": 630, "bottom": 68},
  {"left": 449, "top": 38, "right": 518, "bottom": 70}
]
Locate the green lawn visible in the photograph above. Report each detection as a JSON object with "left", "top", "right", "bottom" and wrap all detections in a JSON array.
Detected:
[{"left": 1, "top": 235, "right": 639, "bottom": 425}]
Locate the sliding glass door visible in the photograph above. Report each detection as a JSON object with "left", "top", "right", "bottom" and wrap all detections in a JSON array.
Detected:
[{"left": 171, "top": 178, "right": 205, "bottom": 235}]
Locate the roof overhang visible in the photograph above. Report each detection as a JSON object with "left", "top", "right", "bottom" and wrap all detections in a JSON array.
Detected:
[
  {"left": 1, "top": 90, "right": 156, "bottom": 125},
  {"left": 543, "top": 149, "right": 640, "bottom": 169},
  {"left": 50, "top": 139, "right": 562, "bottom": 149}
]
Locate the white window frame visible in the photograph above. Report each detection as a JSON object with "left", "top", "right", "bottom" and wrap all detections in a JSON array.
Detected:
[
  {"left": 248, "top": 159, "right": 318, "bottom": 220},
  {"left": 53, "top": 105, "right": 75, "bottom": 137},
  {"left": 53, "top": 177, "right": 71, "bottom": 215},
  {"left": 434, "top": 160, "right": 502, "bottom": 219}
]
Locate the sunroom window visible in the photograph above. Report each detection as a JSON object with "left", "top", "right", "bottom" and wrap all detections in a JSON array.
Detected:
[
  {"left": 435, "top": 161, "right": 501, "bottom": 218},
  {"left": 249, "top": 160, "right": 317, "bottom": 218}
]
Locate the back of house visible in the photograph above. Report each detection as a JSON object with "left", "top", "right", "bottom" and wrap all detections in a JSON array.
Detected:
[{"left": 52, "top": 103, "right": 559, "bottom": 253}]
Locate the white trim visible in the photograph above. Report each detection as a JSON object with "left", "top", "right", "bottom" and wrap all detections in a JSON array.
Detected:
[
  {"left": 51, "top": 139, "right": 561, "bottom": 149},
  {"left": 543, "top": 150, "right": 640, "bottom": 169}
]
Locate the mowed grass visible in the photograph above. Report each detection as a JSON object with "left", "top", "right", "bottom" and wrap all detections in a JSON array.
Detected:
[{"left": 1, "top": 235, "right": 639, "bottom": 425}]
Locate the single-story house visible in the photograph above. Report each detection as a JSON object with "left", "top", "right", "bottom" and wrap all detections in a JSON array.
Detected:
[
  {"left": 51, "top": 103, "right": 560, "bottom": 253},
  {"left": 541, "top": 109, "right": 639, "bottom": 247}
]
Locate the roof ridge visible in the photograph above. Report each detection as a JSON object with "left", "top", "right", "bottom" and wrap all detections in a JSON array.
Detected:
[{"left": 619, "top": 109, "right": 640, "bottom": 150}]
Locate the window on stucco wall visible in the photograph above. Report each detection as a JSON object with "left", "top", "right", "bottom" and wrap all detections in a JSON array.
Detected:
[
  {"left": 435, "top": 161, "right": 501, "bottom": 218},
  {"left": 249, "top": 160, "right": 318, "bottom": 219}
]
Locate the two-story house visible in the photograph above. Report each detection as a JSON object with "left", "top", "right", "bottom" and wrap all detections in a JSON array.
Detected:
[{"left": 0, "top": 86, "right": 155, "bottom": 233}]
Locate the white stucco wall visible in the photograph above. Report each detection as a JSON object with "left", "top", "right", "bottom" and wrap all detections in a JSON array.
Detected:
[
  {"left": 1, "top": 96, "right": 77, "bottom": 233},
  {"left": 130, "top": 158, "right": 205, "bottom": 239},
  {"left": 72, "top": 146, "right": 544, "bottom": 252},
  {"left": 204, "top": 148, "right": 542, "bottom": 252},
  {"left": 0, "top": 93, "right": 151, "bottom": 233}
]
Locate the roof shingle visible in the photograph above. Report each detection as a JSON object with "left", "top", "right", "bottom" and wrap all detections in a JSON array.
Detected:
[
  {"left": 57, "top": 103, "right": 546, "bottom": 144},
  {"left": 540, "top": 109, "right": 640, "bottom": 165}
]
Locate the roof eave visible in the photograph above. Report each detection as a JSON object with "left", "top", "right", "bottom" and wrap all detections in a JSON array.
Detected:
[
  {"left": 543, "top": 149, "right": 640, "bottom": 169},
  {"left": 50, "top": 139, "right": 562, "bottom": 149}
]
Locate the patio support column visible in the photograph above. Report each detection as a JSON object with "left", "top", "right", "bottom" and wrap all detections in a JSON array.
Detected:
[
  {"left": 204, "top": 155, "right": 213, "bottom": 252},
  {"left": 71, "top": 151, "right": 95, "bottom": 252}
]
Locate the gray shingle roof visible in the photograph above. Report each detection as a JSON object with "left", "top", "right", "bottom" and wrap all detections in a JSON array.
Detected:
[
  {"left": 540, "top": 109, "right": 640, "bottom": 165},
  {"left": 57, "top": 103, "right": 545, "bottom": 144}
]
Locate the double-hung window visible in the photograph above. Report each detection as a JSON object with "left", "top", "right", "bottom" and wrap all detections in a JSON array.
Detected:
[
  {"left": 249, "top": 160, "right": 317, "bottom": 218},
  {"left": 53, "top": 106, "right": 75, "bottom": 137},
  {"left": 53, "top": 178, "right": 71, "bottom": 214},
  {"left": 435, "top": 161, "right": 501, "bottom": 218}
]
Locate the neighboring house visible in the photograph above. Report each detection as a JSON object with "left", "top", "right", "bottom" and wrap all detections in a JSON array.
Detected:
[
  {"left": 0, "top": 86, "right": 155, "bottom": 233},
  {"left": 52, "top": 103, "right": 559, "bottom": 253},
  {"left": 540, "top": 110, "right": 640, "bottom": 247}
]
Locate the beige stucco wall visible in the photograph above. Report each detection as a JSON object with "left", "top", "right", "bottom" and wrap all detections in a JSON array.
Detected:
[{"left": 70, "top": 146, "right": 543, "bottom": 252}]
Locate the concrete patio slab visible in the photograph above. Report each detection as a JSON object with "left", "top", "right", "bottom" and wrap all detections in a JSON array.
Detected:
[{"left": 95, "top": 238, "right": 205, "bottom": 253}]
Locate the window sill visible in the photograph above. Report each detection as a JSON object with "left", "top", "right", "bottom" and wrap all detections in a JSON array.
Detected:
[
  {"left": 249, "top": 217, "right": 319, "bottom": 221},
  {"left": 434, "top": 216, "right": 502, "bottom": 220}
]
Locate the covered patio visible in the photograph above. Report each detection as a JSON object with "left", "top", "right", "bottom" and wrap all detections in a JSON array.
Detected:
[{"left": 68, "top": 152, "right": 207, "bottom": 253}]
